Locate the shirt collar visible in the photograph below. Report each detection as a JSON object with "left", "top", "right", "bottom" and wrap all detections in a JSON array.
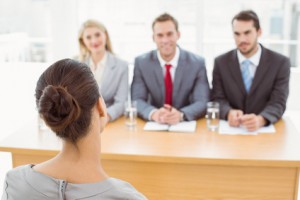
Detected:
[
  {"left": 100, "top": 51, "right": 108, "bottom": 66},
  {"left": 88, "top": 51, "right": 108, "bottom": 71},
  {"left": 25, "top": 164, "right": 118, "bottom": 198},
  {"left": 157, "top": 46, "right": 180, "bottom": 68},
  {"left": 237, "top": 44, "right": 262, "bottom": 66}
]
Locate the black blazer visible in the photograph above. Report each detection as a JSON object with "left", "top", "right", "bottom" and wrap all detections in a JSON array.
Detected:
[{"left": 212, "top": 45, "right": 290, "bottom": 124}]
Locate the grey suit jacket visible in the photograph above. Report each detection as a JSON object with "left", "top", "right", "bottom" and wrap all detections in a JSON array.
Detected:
[
  {"left": 131, "top": 48, "right": 210, "bottom": 121},
  {"left": 2, "top": 164, "right": 146, "bottom": 200},
  {"left": 212, "top": 45, "right": 290, "bottom": 124},
  {"left": 84, "top": 52, "right": 128, "bottom": 121}
]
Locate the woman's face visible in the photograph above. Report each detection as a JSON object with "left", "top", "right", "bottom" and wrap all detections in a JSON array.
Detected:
[{"left": 82, "top": 27, "right": 107, "bottom": 55}]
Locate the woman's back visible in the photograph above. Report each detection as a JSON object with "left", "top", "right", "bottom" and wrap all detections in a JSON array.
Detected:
[
  {"left": 2, "top": 165, "right": 145, "bottom": 200},
  {"left": 1, "top": 59, "right": 146, "bottom": 200}
]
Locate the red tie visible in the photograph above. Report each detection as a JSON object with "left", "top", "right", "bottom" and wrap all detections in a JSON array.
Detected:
[{"left": 164, "top": 64, "right": 172, "bottom": 105}]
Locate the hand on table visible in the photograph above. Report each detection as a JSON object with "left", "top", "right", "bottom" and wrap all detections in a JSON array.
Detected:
[{"left": 151, "top": 104, "right": 182, "bottom": 125}]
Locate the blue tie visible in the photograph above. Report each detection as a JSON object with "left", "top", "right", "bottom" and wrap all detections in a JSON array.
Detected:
[{"left": 241, "top": 60, "right": 252, "bottom": 93}]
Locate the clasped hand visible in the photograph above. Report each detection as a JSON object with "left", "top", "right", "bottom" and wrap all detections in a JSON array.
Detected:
[
  {"left": 151, "top": 104, "right": 181, "bottom": 125},
  {"left": 227, "top": 109, "right": 266, "bottom": 131}
]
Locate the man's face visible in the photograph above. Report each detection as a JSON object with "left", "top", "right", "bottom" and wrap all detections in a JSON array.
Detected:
[
  {"left": 232, "top": 20, "right": 261, "bottom": 58},
  {"left": 153, "top": 20, "right": 180, "bottom": 61}
]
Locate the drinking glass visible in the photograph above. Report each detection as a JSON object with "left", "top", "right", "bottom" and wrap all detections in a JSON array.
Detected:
[
  {"left": 124, "top": 101, "right": 137, "bottom": 128},
  {"left": 38, "top": 115, "right": 48, "bottom": 131},
  {"left": 206, "top": 102, "right": 220, "bottom": 131}
]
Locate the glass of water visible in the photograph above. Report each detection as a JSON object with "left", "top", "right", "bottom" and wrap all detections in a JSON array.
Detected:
[
  {"left": 206, "top": 102, "right": 220, "bottom": 131},
  {"left": 124, "top": 101, "right": 137, "bottom": 128},
  {"left": 38, "top": 115, "right": 48, "bottom": 131}
]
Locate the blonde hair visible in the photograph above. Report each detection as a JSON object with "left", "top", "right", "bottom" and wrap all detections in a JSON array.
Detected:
[{"left": 78, "top": 19, "right": 113, "bottom": 61}]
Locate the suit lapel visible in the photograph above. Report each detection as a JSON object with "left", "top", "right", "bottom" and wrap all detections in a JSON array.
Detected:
[
  {"left": 248, "top": 46, "right": 270, "bottom": 95},
  {"left": 228, "top": 50, "right": 247, "bottom": 95},
  {"left": 101, "top": 52, "right": 115, "bottom": 92},
  {"left": 173, "top": 49, "right": 185, "bottom": 101},
  {"left": 151, "top": 51, "right": 164, "bottom": 102}
]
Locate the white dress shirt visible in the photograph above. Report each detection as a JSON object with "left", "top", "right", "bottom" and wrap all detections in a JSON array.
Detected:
[
  {"left": 157, "top": 46, "right": 180, "bottom": 82},
  {"left": 89, "top": 52, "right": 108, "bottom": 88},
  {"left": 237, "top": 44, "right": 262, "bottom": 79}
]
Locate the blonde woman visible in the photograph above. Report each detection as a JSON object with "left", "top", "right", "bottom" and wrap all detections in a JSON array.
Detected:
[{"left": 78, "top": 20, "right": 128, "bottom": 122}]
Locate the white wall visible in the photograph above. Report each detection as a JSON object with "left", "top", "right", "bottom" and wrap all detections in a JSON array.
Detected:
[{"left": 2, "top": 0, "right": 299, "bottom": 67}]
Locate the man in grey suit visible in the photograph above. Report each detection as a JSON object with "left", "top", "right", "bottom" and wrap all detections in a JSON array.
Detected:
[
  {"left": 212, "top": 10, "right": 290, "bottom": 131},
  {"left": 131, "top": 13, "right": 210, "bottom": 124}
]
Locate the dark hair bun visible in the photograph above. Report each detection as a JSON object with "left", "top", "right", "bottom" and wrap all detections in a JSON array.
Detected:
[
  {"left": 38, "top": 85, "right": 81, "bottom": 133},
  {"left": 35, "top": 59, "right": 100, "bottom": 143}
]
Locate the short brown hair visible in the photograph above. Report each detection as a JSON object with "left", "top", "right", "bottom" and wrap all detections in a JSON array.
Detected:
[
  {"left": 232, "top": 10, "right": 260, "bottom": 30},
  {"left": 152, "top": 13, "right": 179, "bottom": 31},
  {"left": 35, "top": 59, "right": 100, "bottom": 143}
]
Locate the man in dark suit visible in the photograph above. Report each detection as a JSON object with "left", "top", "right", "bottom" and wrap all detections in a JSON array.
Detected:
[
  {"left": 212, "top": 10, "right": 290, "bottom": 131},
  {"left": 131, "top": 13, "right": 210, "bottom": 124}
]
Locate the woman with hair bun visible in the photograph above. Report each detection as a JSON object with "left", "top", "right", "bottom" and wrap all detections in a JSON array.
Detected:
[{"left": 1, "top": 59, "right": 146, "bottom": 200}]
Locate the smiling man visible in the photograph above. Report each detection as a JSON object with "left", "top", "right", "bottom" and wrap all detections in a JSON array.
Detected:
[
  {"left": 131, "top": 13, "right": 210, "bottom": 124},
  {"left": 212, "top": 10, "right": 290, "bottom": 131}
]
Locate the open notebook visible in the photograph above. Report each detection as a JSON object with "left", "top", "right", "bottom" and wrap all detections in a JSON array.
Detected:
[
  {"left": 218, "top": 120, "right": 276, "bottom": 135},
  {"left": 143, "top": 121, "right": 197, "bottom": 133}
]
